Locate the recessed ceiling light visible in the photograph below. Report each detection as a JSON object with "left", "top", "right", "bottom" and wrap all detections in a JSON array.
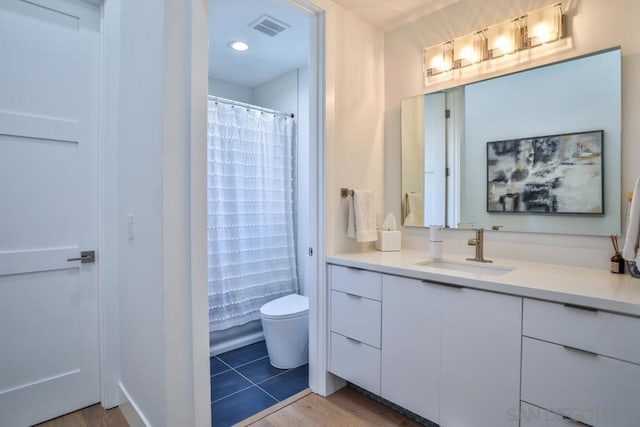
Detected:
[{"left": 228, "top": 41, "right": 249, "bottom": 52}]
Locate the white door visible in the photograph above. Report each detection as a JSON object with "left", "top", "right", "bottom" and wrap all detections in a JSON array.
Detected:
[{"left": 0, "top": 1, "right": 101, "bottom": 425}]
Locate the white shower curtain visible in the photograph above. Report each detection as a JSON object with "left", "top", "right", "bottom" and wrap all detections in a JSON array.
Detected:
[{"left": 207, "top": 100, "right": 298, "bottom": 332}]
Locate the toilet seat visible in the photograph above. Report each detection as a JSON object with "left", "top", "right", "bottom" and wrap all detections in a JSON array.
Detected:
[{"left": 260, "top": 294, "right": 308, "bottom": 320}]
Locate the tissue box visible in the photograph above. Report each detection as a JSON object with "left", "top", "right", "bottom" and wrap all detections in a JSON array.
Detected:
[{"left": 375, "top": 230, "right": 401, "bottom": 252}]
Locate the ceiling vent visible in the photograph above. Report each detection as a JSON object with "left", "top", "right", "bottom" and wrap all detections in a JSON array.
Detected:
[{"left": 250, "top": 14, "right": 290, "bottom": 37}]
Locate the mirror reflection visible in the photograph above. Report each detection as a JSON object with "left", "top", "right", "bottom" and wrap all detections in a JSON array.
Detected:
[{"left": 401, "top": 48, "right": 621, "bottom": 236}]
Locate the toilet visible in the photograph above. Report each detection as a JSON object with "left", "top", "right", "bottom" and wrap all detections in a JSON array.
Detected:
[{"left": 260, "top": 293, "right": 309, "bottom": 369}]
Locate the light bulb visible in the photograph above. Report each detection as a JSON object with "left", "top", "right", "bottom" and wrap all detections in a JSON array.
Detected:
[{"left": 228, "top": 41, "right": 249, "bottom": 52}]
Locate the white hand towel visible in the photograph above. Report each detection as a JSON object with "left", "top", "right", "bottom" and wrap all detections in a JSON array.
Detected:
[
  {"left": 623, "top": 177, "right": 640, "bottom": 263},
  {"left": 404, "top": 213, "right": 416, "bottom": 226},
  {"left": 347, "top": 194, "right": 356, "bottom": 238},
  {"left": 354, "top": 190, "right": 377, "bottom": 242},
  {"left": 405, "top": 192, "right": 424, "bottom": 226}
]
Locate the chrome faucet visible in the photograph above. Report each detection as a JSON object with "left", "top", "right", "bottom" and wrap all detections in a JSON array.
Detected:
[{"left": 467, "top": 228, "right": 492, "bottom": 263}]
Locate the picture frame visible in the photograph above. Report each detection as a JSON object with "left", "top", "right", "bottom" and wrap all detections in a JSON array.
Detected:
[{"left": 486, "top": 130, "right": 604, "bottom": 215}]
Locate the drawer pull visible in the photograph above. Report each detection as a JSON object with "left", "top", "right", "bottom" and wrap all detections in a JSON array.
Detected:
[
  {"left": 563, "top": 345, "right": 598, "bottom": 357},
  {"left": 345, "top": 293, "right": 362, "bottom": 299},
  {"left": 561, "top": 415, "right": 593, "bottom": 426},
  {"left": 563, "top": 303, "right": 598, "bottom": 313},
  {"left": 346, "top": 337, "right": 362, "bottom": 345},
  {"left": 425, "top": 280, "right": 464, "bottom": 290}
]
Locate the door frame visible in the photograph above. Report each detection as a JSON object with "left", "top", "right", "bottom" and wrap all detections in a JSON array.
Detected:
[
  {"left": 98, "top": 0, "right": 122, "bottom": 409},
  {"left": 288, "top": 0, "right": 328, "bottom": 396}
]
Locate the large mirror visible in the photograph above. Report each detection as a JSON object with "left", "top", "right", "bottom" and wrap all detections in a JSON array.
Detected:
[{"left": 401, "top": 48, "right": 621, "bottom": 235}]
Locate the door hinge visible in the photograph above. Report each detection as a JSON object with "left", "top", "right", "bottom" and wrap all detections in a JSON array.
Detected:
[
  {"left": 445, "top": 109, "right": 451, "bottom": 119},
  {"left": 308, "top": 247, "right": 314, "bottom": 256}
]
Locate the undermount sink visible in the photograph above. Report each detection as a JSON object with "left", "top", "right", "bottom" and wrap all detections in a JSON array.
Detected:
[{"left": 415, "top": 259, "right": 513, "bottom": 276}]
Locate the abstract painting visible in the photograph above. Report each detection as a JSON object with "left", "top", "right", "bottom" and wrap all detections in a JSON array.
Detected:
[{"left": 487, "top": 130, "right": 604, "bottom": 214}]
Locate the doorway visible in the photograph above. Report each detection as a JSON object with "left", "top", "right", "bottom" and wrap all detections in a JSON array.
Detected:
[{"left": 207, "top": 0, "right": 322, "bottom": 425}]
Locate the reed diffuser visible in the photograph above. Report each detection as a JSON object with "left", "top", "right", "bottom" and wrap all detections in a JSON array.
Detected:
[{"left": 610, "top": 235, "right": 625, "bottom": 274}]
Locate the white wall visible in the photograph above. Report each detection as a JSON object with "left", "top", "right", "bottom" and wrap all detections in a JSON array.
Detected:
[
  {"left": 117, "top": 0, "right": 166, "bottom": 423},
  {"left": 325, "top": 4, "right": 385, "bottom": 255},
  {"left": 253, "top": 69, "right": 299, "bottom": 113},
  {"left": 208, "top": 77, "right": 252, "bottom": 103},
  {"left": 116, "top": 0, "right": 210, "bottom": 426},
  {"left": 384, "top": 0, "right": 640, "bottom": 269}
]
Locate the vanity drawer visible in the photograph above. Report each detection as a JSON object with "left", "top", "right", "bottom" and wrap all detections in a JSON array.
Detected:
[
  {"left": 521, "top": 337, "right": 640, "bottom": 427},
  {"left": 520, "top": 402, "right": 584, "bottom": 427},
  {"left": 330, "top": 290, "right": 381, "bottom": 348},
  {"left": 523, "top": 298, "right": 640, "bottom": 364},
  {"left": 330, "top": 265, "right": 382, "bottom": 301},
  {"left": 330, "top": 332, "right": 381, "bottom": 394}
]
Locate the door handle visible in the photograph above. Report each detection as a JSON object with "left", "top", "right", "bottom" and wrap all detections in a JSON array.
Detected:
[
  {"left": 563, "top": 303, "right": 598, "bottom": 313},
  {"left": 562, "top": 415, "right": 593, "bottom": 426},
  {"left": 426, "top": 280, "right": 464, "bottom": 290},
  {"left": 563, "top": 345, "right": 598, "bottom": 357},
  {"left": 67, "top": 250, "right": 96, "bottom": 264}
]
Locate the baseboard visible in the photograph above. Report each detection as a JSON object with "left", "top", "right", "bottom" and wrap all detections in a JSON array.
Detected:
[
  {"left": 346, "top": 383, "right": 437, "bottom": 427},
  {"left": 118, "top": 382, "right": 152, "bottom": 427},
  {"left": 210, "top": 331, "right": 264, "bottom": 356}
]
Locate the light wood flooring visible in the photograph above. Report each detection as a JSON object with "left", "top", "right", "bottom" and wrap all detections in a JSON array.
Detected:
[
  {"left": 36, "top": 387, "right": 421, "bottom": 427},
  {"left": 34, "top": 404, "right": 128, "bottom": 427},
  {"left": 240, "top": 387, "right": 423, "bottom": 427}
]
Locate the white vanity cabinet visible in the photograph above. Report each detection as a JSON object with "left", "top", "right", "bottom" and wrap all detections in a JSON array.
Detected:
[
  {"left": 330, "top": 263, "right": 523, "bottom": 426},
  {"left": 521, "top": 299, "right": 640, "bottom": 427},
  {"left": 327, "top": 250, "right": 640, "bottom": 427},
  {"left": 328, "top": 265, "right": 382, "bottom": 394},
  {"left": 439, "top": 284, "right": 522, "bottom": 427},
  {"left": 381, "top": 275, "right": 441, "bottom": 422},
  {"left": 382, "top": 276, "right": 522, "bottom": 427}
]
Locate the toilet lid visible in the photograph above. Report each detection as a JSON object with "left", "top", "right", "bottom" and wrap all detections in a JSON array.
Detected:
[{"left": 260, "top": 294, "right": 309, "bottom": 318}]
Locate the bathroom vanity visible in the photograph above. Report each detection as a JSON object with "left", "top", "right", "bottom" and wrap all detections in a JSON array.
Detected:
[{"left": 326, "top": 250, "right": 640, "bottom": 427}]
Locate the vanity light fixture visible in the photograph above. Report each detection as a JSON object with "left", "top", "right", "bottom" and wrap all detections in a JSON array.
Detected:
[
  {"left": 526, "top": 3, "right": 563, "bottom": 47},
  {"left": 228, "top": 41, "right": 249, "bottom": 52},
  {"left": 486, "top": 18, "right": 522, "bottom": 58},
  {"left": 442, "top": 41, "right": 453, "bottom": 72},
  {"left": 453, "top": 31, "right": 486, "bottom": 67},
  {"left": 423, "top": 2, "right": 564, "bottom": 81},
  {"left": 424, "top": 41, "right": 453, "bottom": 76}
]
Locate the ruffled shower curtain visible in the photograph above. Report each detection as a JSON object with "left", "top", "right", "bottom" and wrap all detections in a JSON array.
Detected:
[{"left": 207, "top": 100, "right": 298, "bottom": 332}]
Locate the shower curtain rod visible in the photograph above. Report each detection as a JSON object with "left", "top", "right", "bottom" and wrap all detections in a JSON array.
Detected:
[{"left": 208, "top": 95, "right": 294, "bottom": 118}]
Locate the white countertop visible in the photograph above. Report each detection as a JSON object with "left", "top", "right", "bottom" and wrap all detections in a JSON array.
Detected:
[{"left": 326, "top": 250, "right": 640, "bottom": 317}]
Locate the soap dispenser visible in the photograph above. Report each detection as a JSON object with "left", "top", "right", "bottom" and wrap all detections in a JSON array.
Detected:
[{"left": 429, "top": 225, "right": 443, "bottom": 260}]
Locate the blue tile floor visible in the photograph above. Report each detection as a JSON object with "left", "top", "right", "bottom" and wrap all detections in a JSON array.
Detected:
[{"left": 210, "top": 340, "right": 309, "bottom": 427}]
